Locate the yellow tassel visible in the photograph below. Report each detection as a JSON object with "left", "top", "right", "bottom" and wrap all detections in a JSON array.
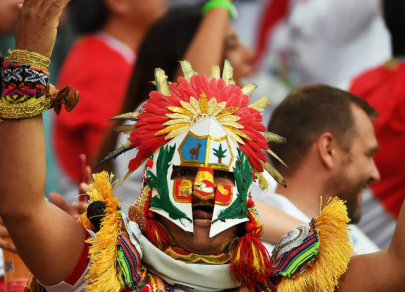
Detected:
[
  {"left": 83, "top": 171, "right": 122, "bottom": 292},
  {"left": 77, "top": 210, "right": 96, "bottom": 232},
  {"left": 277, "top": 197, "right": 353, "bottom": 292}
]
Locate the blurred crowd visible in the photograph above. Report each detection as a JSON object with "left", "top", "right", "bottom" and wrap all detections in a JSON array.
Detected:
[{"left": 1, "top": 0, "right": 405, "bottom": 290}]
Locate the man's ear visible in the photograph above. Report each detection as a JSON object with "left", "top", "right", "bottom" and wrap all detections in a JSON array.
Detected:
[{"left": 316, "top": 132, "right": 336, "bottom": 169}]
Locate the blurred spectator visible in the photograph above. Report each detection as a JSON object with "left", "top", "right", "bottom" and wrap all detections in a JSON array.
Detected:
[
  {"left": 255, "top": 0, "right": 391, "bottom": 87},
  {"left": 255, "top": 85, "right": 381, "bottom": 254},
  {"left": 344, "top": 0, "right": 405, "bottom": 249},
  {"left": 94, "top": 5, "right": 254, "bottom": 211},
  {"left": 54, "top": 0, "right": 167, "bottom": 202},
  {"left": 239, "top": 0, "right": 391, "bottom": 128}
]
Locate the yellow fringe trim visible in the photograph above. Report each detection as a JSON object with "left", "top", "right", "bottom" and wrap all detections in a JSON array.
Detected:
[
  {"left": 277, "top": 197, "right": 353, "bottom": 292},
  {"left": 82, "top": 171, "right": 122, "bottom": 292}
]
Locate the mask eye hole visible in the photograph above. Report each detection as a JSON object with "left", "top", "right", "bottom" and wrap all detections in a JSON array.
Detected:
[
  {"left": 171, "top": 166, "right": 198, "bottom": 180},
  {"left": 214, "top": 170, "right": 235, "bottom": 186}
]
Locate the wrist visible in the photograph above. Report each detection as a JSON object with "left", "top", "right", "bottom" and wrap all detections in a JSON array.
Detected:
[{"left": 202, "top": 0, "right": 238, "bottom": 19}]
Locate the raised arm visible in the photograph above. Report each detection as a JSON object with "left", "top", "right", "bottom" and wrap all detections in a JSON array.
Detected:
[
  {"left": 175, "top": 0, "right": 233, "bottom": 78},
  {"left": 255, "top": 201, "right": 304, "bottom": 244},
  {"left": 0, "top": 0, "right": 84, "bottom": 285},
  {"left": 338, "top": 198, "right": 405, "bottom": 291}
]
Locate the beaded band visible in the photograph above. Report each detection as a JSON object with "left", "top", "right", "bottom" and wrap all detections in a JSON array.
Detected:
[
  {"left": 5, "top": 49, "right": 51, "bottom": 71},
  {"left": 202, "top": 0, "right": 238, "bottom": 19},
  {"left": 0, "top": 94, "right": 53, "bottom": 119}
]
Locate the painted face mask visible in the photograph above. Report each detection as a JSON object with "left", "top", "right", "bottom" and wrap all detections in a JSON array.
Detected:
[{"left": 100, "top": 60, "right": 286, "bottom": 237}]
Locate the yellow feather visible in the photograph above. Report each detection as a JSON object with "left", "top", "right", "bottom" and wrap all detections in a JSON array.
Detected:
[
  {"left": 222, "top": 59, "right": 236, "bottom": 85},
  {"left": 155, "top": 123, "right": 189, "bottom": 136},
  {"left": 211, "top": 101, "right": 227, "bottom": 116},
  {"left": 223, "top": 126, "right": 252, "bottom": 141},
  {"left": 180, "top": 60, "right": 198, "bottom": 81},
  {"left": 166, "top": 106, "right": 194, "bottom": 117},
  {"left": 163, "top": 118, "right": 191, "bottom": 126},
  {"left": 113, "top": 125, "right": 136, "bottom": 135},
  {"left": 218, "top": 115, "right": 241, "bottom": 122},
  {"left": 206, "top": 97, "right": 218, "bottom": 115},
  {"left": 215, "top": 107, "right": 240, "bottom": 120},
  {"left": 225, "top": 129, "right": 245, "bottom": 145},
  {"left": 179, "top": 101, "right": 197, "bottom": 115},
  {"left": 164, "top": 126, "right": 189, "bottom": 140},
  {"left": 110, "top": 110, "right": 142, "bottom": 121},
  {"left": 248, "top": 97, "right": 270, "bottom": 112},
  {"left": 266, "top": 149, "right": 287, "bottom": 167},
  {"left": 210, "top": 65, "right": 221, "bottom": 80},
  {"left": 189, "top": 97, "right": 202, "bottom": 114},
  {"left": 166, "top": 113, "right": 192, "bottom": 120},
  {"left": 220, "top": 121, "right": 244, "bottom": 129},
  {"left": 260, "top": 131, "right": 287, "bottom": 144},
  {"left": 262, "top": 161, "right": 286, "bottom": 187},
  {"left": 154, "top": 68, "right": 172, "bottom": 96},
  {"left": 254, "top": 170, "right": 269, "bottom": 191},
  {"left": 241, "top": 83, "right": 258, "bottom": 97}
]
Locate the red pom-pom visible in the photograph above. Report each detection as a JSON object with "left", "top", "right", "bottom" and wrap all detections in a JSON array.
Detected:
[
  {"left": 245, "top": 222, "right": 254, "bottom": 232},
  {"left": 246, "top": 200, "right": 254, "bottom": 208},
  {"left": 147, "top": 211, "right": 155, "bottom": 218},
  {"left": 146, "top": 159, "right": 154, "bottom": 168}
]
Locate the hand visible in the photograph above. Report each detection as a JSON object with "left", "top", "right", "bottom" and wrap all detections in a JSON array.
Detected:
[
  {"left": 49, "top": 192, "right": 88, "bottom": 220},
  {"left": 14, "top": 0, "right": 71, "bottom": 58},
  {"left": 0, "top": 217, "right": 17, "bottom": 253},
  {"left": 0, "top": 0, "right": 24, "bottom": 36},
  {"left": 49, "top": 155, "right": 93, "bottom": 220}
]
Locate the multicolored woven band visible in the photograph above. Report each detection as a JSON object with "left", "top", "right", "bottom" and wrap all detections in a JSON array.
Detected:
[
  {"left": 272, "top": 219, "right": 320, "bottom": 278},
  {"left": 1, "top": 61, "right": 52, "bottom": 119}
]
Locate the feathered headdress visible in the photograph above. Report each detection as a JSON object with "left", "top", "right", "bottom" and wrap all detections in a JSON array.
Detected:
[{"left": 99, "top": 60, "right": 286, "bottom": 190}]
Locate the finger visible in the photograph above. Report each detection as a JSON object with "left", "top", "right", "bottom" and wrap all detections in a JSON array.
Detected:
[
  {"left": 45, "top": 0, "right": 71, "bottom": 19},
  {"left": 21, "top": 0, "right": 44, "bottom": 11},
  {"left": 0, "top": 225, "right": 10, "bottom": 237},
  {"left": 79, "top": 182, "right": 89, "bottom": 195},
  {"left": 49, "top": 191, "right": 73, "bottom": 215},
  {"left": 0, "top": 238, "right": 17, "bottom": 254},
  {"left": 85, "top": 165, "right": 93, "bottom": 185}
]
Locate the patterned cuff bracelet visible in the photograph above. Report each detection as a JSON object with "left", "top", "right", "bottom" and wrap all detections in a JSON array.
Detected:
[{"left": 0, "top": 94, "right": 53, "bottom": 119}]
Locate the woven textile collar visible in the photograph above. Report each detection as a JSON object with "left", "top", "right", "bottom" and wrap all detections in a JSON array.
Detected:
[{"left": 141, "top": 236, "right": 240, "bottom": 291}]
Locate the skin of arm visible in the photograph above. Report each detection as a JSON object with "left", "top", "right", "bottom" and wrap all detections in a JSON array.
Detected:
[
  {"left": 0, "top": 0, "right": 85, "bottom": 285},
  {"left": 174, "top": 0, "right": 232, "bottom": 78},
  {"left": 338, "top": 198, "right": 405, "bottom": 291},
  {"left": 255, "top": 201, "right": 304, "bottom": 244}
]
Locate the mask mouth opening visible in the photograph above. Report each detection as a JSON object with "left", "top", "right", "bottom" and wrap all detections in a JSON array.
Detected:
[{"left": 192, "top": 199, "right": 214, "bottom": 222}]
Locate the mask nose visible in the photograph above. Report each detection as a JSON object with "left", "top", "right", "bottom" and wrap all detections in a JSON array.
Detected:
[{"left": 193, "top": 167, "right": 215, "bottom": 200}]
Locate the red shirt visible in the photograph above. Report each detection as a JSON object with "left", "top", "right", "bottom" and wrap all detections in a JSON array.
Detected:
[
  {"left": 54, "top": 33, "right": 135, "bottom": 182},
  {"left": 350, "top": 60, "right": 405, "bottom": 219}
]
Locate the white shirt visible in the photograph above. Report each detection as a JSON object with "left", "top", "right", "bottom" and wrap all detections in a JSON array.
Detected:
[
  {"left": 258, "top": 0, "right": 391, "bottom": 87},
  {"left": 254, "top": 192, "right": 380, "bottom": 255}
]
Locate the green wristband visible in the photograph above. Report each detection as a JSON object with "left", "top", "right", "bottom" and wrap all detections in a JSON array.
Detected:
[{"left": 202, "top": 0, "right": 238, "bottom": 19}]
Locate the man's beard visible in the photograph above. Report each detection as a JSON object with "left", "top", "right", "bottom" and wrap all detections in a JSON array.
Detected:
[{"left": 324, "top": 167, "right": 366, "bottom": 224}]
